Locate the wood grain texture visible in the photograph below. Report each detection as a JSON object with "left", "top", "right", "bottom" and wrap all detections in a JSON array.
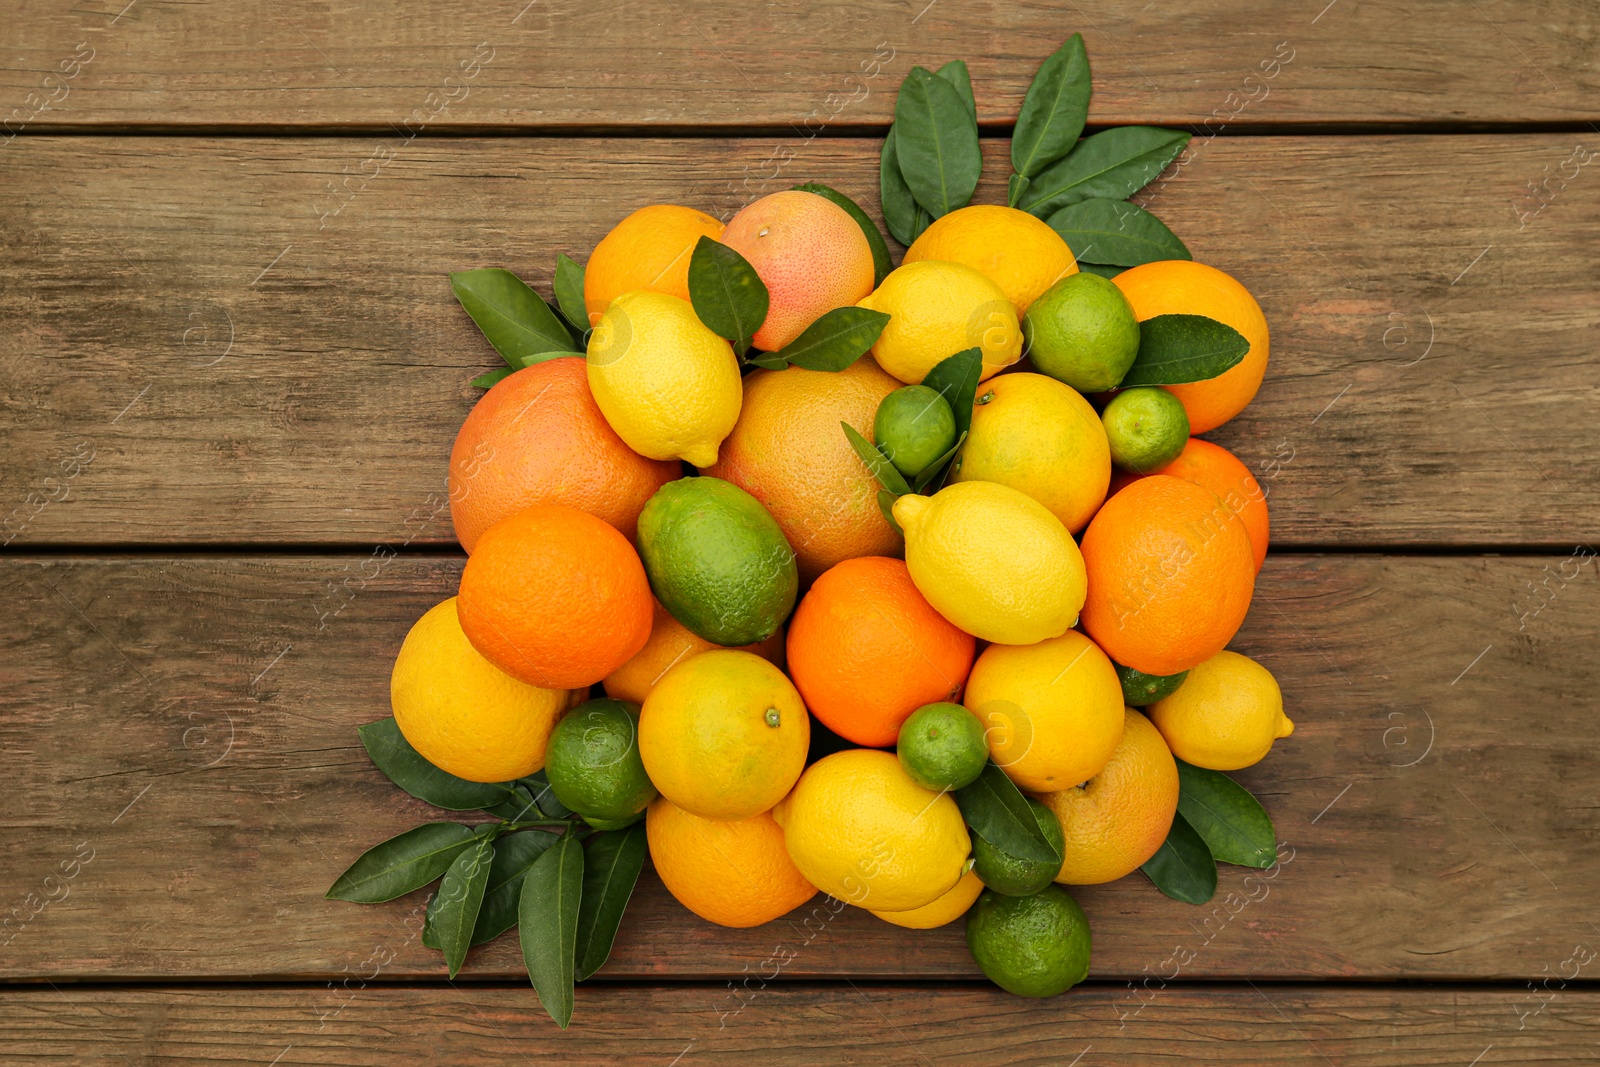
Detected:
[
  {"left": 2, "top": 1, "right": 1595, "bottom": 130},
  {"left": 1, "top": 554, "right": 1594, "bottom": 982},
  {"left": 2, "top": 135, "right": 1597, "bottom": 548}
]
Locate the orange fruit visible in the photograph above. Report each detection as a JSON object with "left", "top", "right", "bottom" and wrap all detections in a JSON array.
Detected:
[
  {"left": 1079, "top": 475, "right": 1256, "bottom": 677},
  {"left": 645, "top": 797, "right": 816, "bottom": 928},
  {"left": 1110, "top": 437, "right": 1270, "bottom": 572},
  {"left": 786, "top": 556, "right": 976, "bottom": 748},
  {"left": 456, "top": 504, "right": 653, "bottom": 689},
  {"left": 602, "top": 599, "right": 784, "bottom": 706},
  {"left": 1112, "top": 261, "right": 1269, "bottom": 433},
  {"left": 448, "top": 357, "right": 678, "bottom": 553},
  {"left": 583, "top": 204, "right": 724, "bottom": 325},
  {"left": 1035, "top": 708, "right": 1179, "bottom": 885},
  {"left": 903, "top": 204, "right": 1077, "bottom": 315},
  {"left": 719, "top": 190, "right": 875, "bottom": 351},
  {"left": 704, "top": 360, "right": 901, "bottom": 583}
]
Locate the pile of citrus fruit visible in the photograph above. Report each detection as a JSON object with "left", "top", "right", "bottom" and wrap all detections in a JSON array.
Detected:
[{"left": 329, "top": 36, "right": 1294, "bottom": 1026}]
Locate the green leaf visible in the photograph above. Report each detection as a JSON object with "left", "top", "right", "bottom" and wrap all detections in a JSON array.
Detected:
[
  {"left": 1077, "top": 262, "right": 1126, "bottom": 279},
  {"left": 358, "top": 718, "right": 516, "bottom": 812},
  {"left": 935, "top": 59, "right": 976, "bottom": 120},
  {"left": 918, "top": 347, "right": 983, "bottom": 439},
  {"left": 1141, "top": 810, "right": 1218, "bottom": 904},
  {"left": 1011, "top": 34, "right": 1091, "bottom": 180},
  {"left": 449, "top": 268, "right": 580, "bottom": 366},
  {"left": 774, "top": 307, "right": 890, "bottom": 372},
  {"left": 877, "top": 489, "right": 903, "bottom": 536},
  {"left": 1175, "top": 760, "right": 1276, "bottom": 869},
  {"left": 433, "top": 826, "right": 497, "bottom": 977},
  {"left": 954, "top": 763, "right": 1064, "bottom": 866},
  {"left": 1007, "top": 173, "right": 1031, "bottom": 210},
  {"left": 326, "top": 822, "right": 477, "bottom": 903},
  {"left": 688, "top": 236, "right": 768, "bottom": 354},
  {"left": 793, "top": 183, "right": 892, "bottom": 287},
  {"left": 471, "top": 367, "right": 513, "bottom": 389},
  {"left": 1120, "top": 313, "right": 1249, "bottom": 387},
  {"left": 893, "top": 66, "right": 982, "bottom": 219},
  {"left": 480, "top": 783, "right": 542, "bottom": 822},
  {"left": 1047, "top": 198, "right": 1191, "bottom": 267},
  {"left": 912, "top": 430, "right": 966, "bottom": 493},
  {"left": 842, "top": 422, "right": 913, "bottom": 496},
  {"left": 520, "top": 832, "right": 585, "bottom": 1028},
  {"left": 553, "top": 254, "right": 589, "bottom": 334},
  {"left": 521, "top": 771, "right": 572, "bottom": 819},
  {"left": 472, "top": 829, "right": 558, "bottom": 946},
  {"left": 880, "top": 130, "right": 931, "bottom": 246},
  {"left": 1019, "top": 127, "right": 1191, "bottom": 219},
  {"left": 573, "top": 825, "right": 648, "bottom": 980}
]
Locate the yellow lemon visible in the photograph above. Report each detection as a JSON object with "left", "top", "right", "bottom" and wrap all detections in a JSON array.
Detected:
[
  {"left": 953, "top": 372, "right": 1111, "bottom": 534},
  {"left": 779, "top": 749, "right": 970, "bottom": 913},
  {"left": 586, "top": 290, "right": 742, "bottom": 467},
  {"left": 857, "top": 260, "right": 1022, "bottom": 385},
  {"left": 638, "top": 650, "right": 810, "bottom": 819},
  {"left": 904, "top": 205, "right": 1078, "bottom": 316},
  {"left": 390, "top": 598, "right": 583, "bottom": 782},
  {"left": 1148, "top": 650, "right": 1294, "bottom": 770},
  {"left": 963, "top": 631, "right": 1126, "bottom": 793},
  {"left": 869, "top": 869, "right": 983, "bottom": 929},
  {"left": 892, "top": 482, "right": 1086, "bottom": 645}
]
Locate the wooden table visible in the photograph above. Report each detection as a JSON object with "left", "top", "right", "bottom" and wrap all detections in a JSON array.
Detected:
[{"left": 3, "top": 3, "right": 1598, "bottom": 1062}]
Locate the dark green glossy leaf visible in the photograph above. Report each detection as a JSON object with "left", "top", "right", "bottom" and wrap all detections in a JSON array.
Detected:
[
  {"left": 745, "top": 354, "right": 791, "bottom": 370},
  {"left": 521, "top": 771, "right": 572, "bottom": 819},
  {"left": 1077, "top": 262, "right": 1126, "bottom": 279},
  {"left": 433, "top": 826, "right": 497, "bottom": 977},
  {"left": 793, "top": 183, "right": 892, "bottom": 287},
  {"left": 954, "top": 763, "right": 1064, "bottom": 866},
  {"left": 893, "top": 66, "right": 982, "bottom": 219},
  {"left": 918, "top": 347, "right": 983, "bottom": 439},
  {"left": 480, "top": 783, "right": 542, "bottom": 822},
  {"left": 1141, "top": 810, "right": 1217, "bottom": 904},
  {"left": 842, "top": 422, "right": 912, "bottom": 496},
  {"left": 688, "top": 236, "right": 768, "bottom": 354},
  {"left": 775, "top": 307, "right": 890, "bottom": 372},
  {"left": 912, "top": 430, "right": 966, "bottom": 493},
  {"left": 1120, "top": 313, "right": 1249, "bottom": 387},
  {"left": 553, "top": 253, "right": 589, "bottom": 333},
  {"left": 471, "top": 367, "right": 513, "bottom": 389},
  {"left": 1011, "top": 33, "right": 1091, "bottom": 180},
  {"left": 1047, "top": 198, "right": 1191, "bottom": 267},
  {"left": 1020, "top": 127, "right": 1191, "bottom": 219},
  {"left": 449, "top": 268, "right": 580, "bottom": 366},
  {"left": 935, "top": 59, "right": 976, "bottom": 120},
  {"left": 877, "top": 489, "right": 903, "bottom": 536},
  {"left": 519, "top": 832, "right": 584, "bottom": 1028},
  {"left": 1175, "top": 760, "right": 1276, "bottom": 869},
  {"left": 573, "top": 825, "right": 648, "bottom": 980},
  {"left": 358, "top": 718, "right": 515, "bottom": 812},
  {"left": 472, "top": 829, "right": 558, "bottom": 946},
  {"left": 880, "top": 130, "right": 931, "bottom": 246},
  {"left": 1007, "top": 173, "right": 1031, "bottom": 210},
  {"left": 326, "top": 822, "right": 477, "bottom": 903}
]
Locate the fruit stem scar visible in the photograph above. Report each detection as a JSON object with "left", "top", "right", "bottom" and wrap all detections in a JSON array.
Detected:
[
  {"left": 976, "top": 390, "right": 995, "bottom": 404},
  {"left": 765, "top": 707, "right": 782, "bottom": 727}
]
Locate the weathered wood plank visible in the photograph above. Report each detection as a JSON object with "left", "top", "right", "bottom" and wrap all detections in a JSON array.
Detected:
[
  {"left": 2, "top": 984, "right": 1594, "bottom": 1065},
  {"left": 0, "top": 554, "right": 1594, "bottom": 981},
  {"left": 2, "top": 1, "right": 1594, "bottom": 131},
  {"left": 2, "top": 135, "right": 1596, "bottom": 548}
]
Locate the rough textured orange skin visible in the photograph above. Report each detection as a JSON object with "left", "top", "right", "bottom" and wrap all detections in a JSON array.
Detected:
[
  {"left": 583, "top": 204, "right": 724, "bottom": 325},
  {"left": 602, "top": 600, "right": 784, "bottom": 706},
  {"left": 1110, "top": 437, "right": 1270, "bottom": 573},
  {"left": 645, "top": 797, "right": 816, "bottom": 928},
  {"left": 1079, "top": 475, "right": 1256, "bottom": 677},
  {"left": 704, "top": 360, "right": 901, "bottom": 583},
  {"left": 1112, "top": 260, "right": 1270, "bottom": 434},
  {"left": 1035, "top": 708, "right": 1179, "bottom": 885},
  {"left": 786, "top": 556, "right": 976, "bottom": 747},
  {"left": 456, "top": 505, "right": 653, "bottom": 689},
  {"left": 449, "top": 358, "right": 679, "bottom": 553},
  {"left": 719, "top": 190, "right": 875, "bottom": 351}
]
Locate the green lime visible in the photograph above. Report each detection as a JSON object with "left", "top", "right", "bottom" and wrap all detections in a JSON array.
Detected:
[
  {"left": 896, "top": 702, "right": 988, "bottom": 790},
  {"left": 1022, "top": 272, "right": 1141, "bottom": 393},
  {"left": 1116, "top": 663, "right": 1188, "bottom": 706},
  {"left": 636, "top": 476, "right": 798, "bottom": 645},
  {"left": 966, "top": 885, "right": 1092, "bottom": 997},
  {"left": 874, "top": 385, "right": 957, "bottom": 478},
  {"left": 543, "top": 698, "right": 657, "bottom": 825},
  {"left": 1101, "top": 386, "right": 1189, "bottom": 472},
  {"left": 971, "top": 799, "right": 1065, "bottom": 896},
  {"left": 582, "top": 810, "right": 646, "bottom": 831}
]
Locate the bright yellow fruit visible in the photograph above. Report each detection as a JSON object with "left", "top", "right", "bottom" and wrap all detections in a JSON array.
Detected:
[
  {"left": 870, "top": 869, "right": 983, "bottom": 929},
  {"left": 1148, "top": 650, "right": 1295, "bottom": 770},
  {"left": 953, "top": 372, "right": 1111, "bottom": 534},
  {"left": 857, "top": 260, "right": 1023, "bottom": 385},
  {"left": 904, "top": 205, "right": 1078, "bottom": 316},
  {"left": 892, "top": 481, "right": 1086, "bottom": 645},
  {"left": 779, "top": 749, "right": 970, "bottom": 913},
  {"left": 586, "top": 290, "right": 742, "bottom": 467},
  {"left": 390, "top": 598, "right": 583, "bottom": 783},
  {"left": 638, "top": 649, "right": 810, "bottom": 819},
  {"left": 963, "top": 631, "right": 1126, "bottom": 793}
]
